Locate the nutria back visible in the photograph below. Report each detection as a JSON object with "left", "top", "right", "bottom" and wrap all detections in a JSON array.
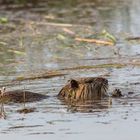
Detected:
[
  {"left": 0, "top": 90, "right": 47, "bottom": 103},
  {"left": 58, "top": 77, "right": 108, "bottom": 101}
]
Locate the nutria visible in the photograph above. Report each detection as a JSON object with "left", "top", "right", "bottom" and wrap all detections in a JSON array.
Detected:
[
  {"left": 0, "top": 89, "right": 47, "bottom": 103},
  {"left": 58, "top": 77, "right": 108, "bottom": 101}
]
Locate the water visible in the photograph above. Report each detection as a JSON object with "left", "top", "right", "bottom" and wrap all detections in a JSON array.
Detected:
[{"left": 0, "top": 0, "right": 140, "bottom": 139}]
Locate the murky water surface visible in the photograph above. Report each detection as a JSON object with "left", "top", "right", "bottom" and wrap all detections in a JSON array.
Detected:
[{"left": 0, "top": 0, "right": 140, "bottom": 139}]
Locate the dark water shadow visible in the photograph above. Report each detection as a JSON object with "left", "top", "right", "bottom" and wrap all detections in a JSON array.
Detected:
[{"left": 58, "top": 97, "right": 111, "bottom": 113}]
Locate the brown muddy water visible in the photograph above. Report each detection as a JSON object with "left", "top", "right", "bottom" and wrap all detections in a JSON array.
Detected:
[{"left": 0, "top": 0, "right": 140, "bottom": 140}]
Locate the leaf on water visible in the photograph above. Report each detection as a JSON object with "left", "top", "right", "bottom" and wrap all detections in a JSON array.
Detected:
[
  {"left": 57, "top": 34, "right": 66, "bottom": 41},
  {"left": 0, "top": 41, "right": 7, "bottom": 46},
  {"left": 8, "top": 50, "right": 26, "bottom": 55},
  {"left": 0, "top": 17, "right": 8, "bottom": 24},
  {"left": 101, "top": 29, "right": 117, "bottom": 44},
  {"left": 15, "top": 75, "right": 25, "bottom": 81}
]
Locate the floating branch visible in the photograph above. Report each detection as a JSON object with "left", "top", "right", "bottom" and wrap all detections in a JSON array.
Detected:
[
  {"left": 75, "top": 37, "right": 114, "bottom": 46},
  {"left": 13, "top": 71, "right": 67, "bottom": 81}
]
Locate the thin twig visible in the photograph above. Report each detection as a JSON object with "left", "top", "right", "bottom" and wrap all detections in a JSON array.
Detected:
[
  {"left": 23, "top": 86, "right": 26, "bottom": 109},
  {"left": 75, "top": 37, "right": 114, "bottom": 46}
]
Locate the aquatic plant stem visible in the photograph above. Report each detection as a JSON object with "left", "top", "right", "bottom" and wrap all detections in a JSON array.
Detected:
[
  {"left": 75, "top": 37, "right": 114, "bottom": 46},
  {"left": 23, "top": 86, "right": 26, "bottom": 109}
]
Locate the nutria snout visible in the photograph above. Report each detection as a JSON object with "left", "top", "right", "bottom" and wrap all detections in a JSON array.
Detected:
[{"left": 58, "top": 77, "right": 108, "bottom": 101}]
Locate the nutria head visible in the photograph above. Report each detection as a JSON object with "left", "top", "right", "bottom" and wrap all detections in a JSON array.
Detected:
[{"left": 58, "top": 77, "right": 108, "bottom": 101}]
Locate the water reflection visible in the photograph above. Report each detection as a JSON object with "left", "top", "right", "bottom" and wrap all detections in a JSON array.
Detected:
[
  {"left": 0, "top": 46, "right": 17, "bottom": 76},
  {"left": 59, "top": 98, "right": 111, "bottom": 113},
  {"left": 0, "top": 0, "right": 140, "bottom": 74},
  {"left": 96, "top": 0, "right": 140, "bottom": 34},
  {"left": 34, "top": 0, "right": 140, "bottom": 34}
]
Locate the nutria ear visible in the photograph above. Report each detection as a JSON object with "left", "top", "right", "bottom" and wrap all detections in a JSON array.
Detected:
[{"left": 69, "top": 79, "right": 79, "bottom": 89}]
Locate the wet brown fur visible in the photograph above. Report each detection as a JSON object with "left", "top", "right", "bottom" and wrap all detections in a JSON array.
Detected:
[
  {"left": 58, "top": 77, "right": 108, "bottom": 101},
  {"left": 0, "top": 90, "right": 47, "bottom": 103}
]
